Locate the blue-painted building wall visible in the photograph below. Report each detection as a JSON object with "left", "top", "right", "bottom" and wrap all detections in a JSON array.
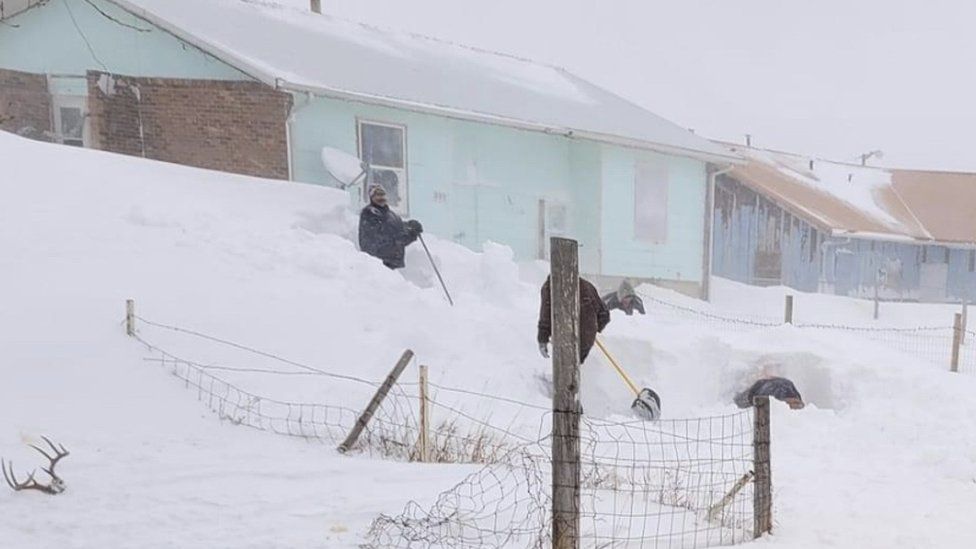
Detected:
[
  {"left": 0, "top": 0, "right": 249, "bottom": 81},
  {"left": 713, "top": 174, "right": 976, "bottom": 302},
  {"left": 2, "top": 0, "right": 714, "bottom": 293}
]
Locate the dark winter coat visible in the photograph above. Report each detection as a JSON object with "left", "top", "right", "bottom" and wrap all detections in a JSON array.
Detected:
[
  {"left": 734, "top": 377, "right": 803, "bottom": 408},
  {"left": 603, "top": 291, "right": 645, "bottom": 316},
  {"left": 537, "top": 277, "right": 610, "bottom": 363},
  {"left": 358, "top": 203, "right": 419, "bottom": 269}
]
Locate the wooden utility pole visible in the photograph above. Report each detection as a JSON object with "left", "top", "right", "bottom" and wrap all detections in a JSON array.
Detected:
[
  {"left": 125, "top": 299, "right": 135, "bottom": 336},
  {"left": 753, "top": 396, "right": 772, "bottom": 538},
  {"left": 338, "top": 349, "right": 414, "bottom": 454},
  {"left": 417, "top": 364, "right": 430, "bottom": 462},
  {"left": 951, "top": 313, "right": 963, "bottom": 373},
  {"left": 550, "top": 237, "right": 581, "bottom": 549},
  {"left": 784, "top": 295, "right": 794, "bottom": 324}
]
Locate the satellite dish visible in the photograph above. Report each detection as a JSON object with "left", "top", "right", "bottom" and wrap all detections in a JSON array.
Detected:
[{"left": 321, "top": 147, "right": 367, "bottom": 189}]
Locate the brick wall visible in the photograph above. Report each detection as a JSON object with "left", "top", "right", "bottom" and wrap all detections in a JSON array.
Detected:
[
  {"left": 0, "top": 68, "right": 52, "bottom": 141},
  {"left": 88, "top": 72, "right": 293, "bottom": 180}
]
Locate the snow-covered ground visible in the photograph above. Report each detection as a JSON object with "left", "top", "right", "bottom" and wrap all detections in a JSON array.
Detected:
[{"left": 3, "top": 132, "right": 976, "bottom": 548}]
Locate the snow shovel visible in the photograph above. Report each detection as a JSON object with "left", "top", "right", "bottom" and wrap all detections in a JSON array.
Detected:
[
  {"left": 594, "top": 338, "right": 661, "bottom": 420},
  {"left": 418, "top": 234, "right": 454, "bottom": 307}
]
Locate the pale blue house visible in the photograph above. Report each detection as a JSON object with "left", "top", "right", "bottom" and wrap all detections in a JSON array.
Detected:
[{"left": 0, "top": 0, "right": 740, "bottom": 296}]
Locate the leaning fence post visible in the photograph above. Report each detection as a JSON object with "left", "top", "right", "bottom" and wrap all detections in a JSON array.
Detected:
[
  {"left": 416, "top": 364, "right": 430, "bottom": 462},
  {"left": 550, "top": 236, "right": 581, "bottom": 549},
  {"left": 125, "top": 299, "right": 135, "bottom": 336},
  {"left": 753, "top": 396, "right": 772, "bottom": 538},
  {"left": 338, "top": 349, "right": 414, "bottom": 454},
  {"left": 784, "top": 295, "right": 794, "bottom": 325},
  {"left": 951, "top": 313, "right": 963, "bottom": 373}
]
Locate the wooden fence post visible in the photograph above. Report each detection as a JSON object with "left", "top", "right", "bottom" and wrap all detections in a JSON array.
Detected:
[
  {"left": 951, "top": 313, "right": 962, "bottom": 373},
  {"left": 753, "top": 396, "right": 772, "bottom": 538},
  {"left": 784, "top": 295, "right": 794, "bottom": 325},
  {"left": 338, "top": 349, "right": 414, "bottom": 454},
  {"left": 125, "top": 299, "right": 135, "bottom": 336},
  {"left": 962, "top": 301, "right": 968, "bottom": 345},
  {"left": 550, "top": 237, "right": 581, "bottom": 549},
  {"left": 417, "top": 364, "right": 430, "bottom": 462}
]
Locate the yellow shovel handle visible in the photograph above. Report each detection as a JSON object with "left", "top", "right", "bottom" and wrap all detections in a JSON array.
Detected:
[{"left": 594, "top": 338, "right": 640, "bottom": 397}]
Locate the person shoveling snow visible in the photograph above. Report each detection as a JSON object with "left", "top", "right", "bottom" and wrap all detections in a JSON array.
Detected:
[
  {"left": 536, "top": 275, "right": 609, "bottom": 363},
  {"left": 358, "top": 185, "right": 424, "bottom": 270},
  {"left": 603, "top": 279, "right": 645, "bottom": 316},
  {"left": 734, "top": 376, "right": 805, "bottom": 410}
]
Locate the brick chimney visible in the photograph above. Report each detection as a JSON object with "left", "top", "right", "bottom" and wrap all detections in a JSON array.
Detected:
[{"left": 310, "top": 0, "right": 321, "bottom": 14}]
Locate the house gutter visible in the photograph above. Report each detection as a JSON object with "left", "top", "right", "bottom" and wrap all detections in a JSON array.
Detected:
[{"left": 702, "top": 165, "right": 735, "bottom": 301}]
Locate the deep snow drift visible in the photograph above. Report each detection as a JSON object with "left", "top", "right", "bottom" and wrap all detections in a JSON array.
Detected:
[{"left": 3, "top": 131, "right": 976, "bottom": 548}]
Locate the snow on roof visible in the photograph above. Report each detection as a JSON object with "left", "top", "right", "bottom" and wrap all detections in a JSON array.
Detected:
[
  {"left": 108, "top": 0, "right": 737, "bottom": 161},
  {"left": 724, "top": 145, "right": 976, "bottom": 245}
]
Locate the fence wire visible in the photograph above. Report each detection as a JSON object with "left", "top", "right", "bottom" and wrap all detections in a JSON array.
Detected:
[
  {"left": 640, "top": 292, "right": 976, "bottom": 372},
  {"left": 367, "top": 410, "right": 755, "bottom": 549}
]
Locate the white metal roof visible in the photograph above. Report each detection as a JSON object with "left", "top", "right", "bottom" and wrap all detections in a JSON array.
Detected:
[{"left": 108, "top": 0, "right": 738, "bottom": 161}]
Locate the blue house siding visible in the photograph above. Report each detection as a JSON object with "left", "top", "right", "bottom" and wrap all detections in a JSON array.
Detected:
[
  {"left": 600, "top": 147, "right": 708, "bottom": 285},
  {"left": 2, "top": 0, "right": 714, "bottom": 293},
  {"left": 0, "top": 0, "right": 249, "bottom": 81},
  {"left": 712, "top": 175, "right": 821, "bottom": 292},
  {"left": 713, "top": 174, "right": 976, "bottom": 302}
]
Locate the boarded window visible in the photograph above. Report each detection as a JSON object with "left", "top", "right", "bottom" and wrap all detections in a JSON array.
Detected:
[{"left": 634, "top": 160, "right": 668, "bottom": 243}]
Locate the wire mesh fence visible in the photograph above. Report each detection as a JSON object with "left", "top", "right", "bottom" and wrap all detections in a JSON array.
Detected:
[
  {"left": 639, "top": 291, "right": 976, "bottom": 373},
  {"left": 366, "top": 410, "right": 756, "bottom": 549}
]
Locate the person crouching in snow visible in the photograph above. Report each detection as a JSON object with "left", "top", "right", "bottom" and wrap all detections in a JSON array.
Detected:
[
  {"left": 537, "top": 276, "right": 610, "bottom": 363},
  {"left": 358, "top": 185, "right": 423, "bottom": 269},
  {"left": 734, "top": 376, "right": 805, "bottom": 409},
  {"left": 603, "top": 279, "right": 645, "bottom": 316}
]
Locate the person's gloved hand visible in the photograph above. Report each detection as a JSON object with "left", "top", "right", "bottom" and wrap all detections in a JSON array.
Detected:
[
  {"left": 538, "top": 342, "right": 549, "bottom": 359},
  {"left": 406, "top": 219, "right": 423, "bottom": 235}
]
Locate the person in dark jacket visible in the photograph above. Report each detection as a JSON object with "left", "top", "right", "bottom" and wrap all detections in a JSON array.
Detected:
[
  {"left": 603, "top": 279, "right": 645, "bottom": 316},
  {"left": 358, "top": 186, "right": 423, "bottom": 269},
  {"left": 734, "top": 376, "right": 805, "bottom": 409},
  {"left": 537, "top": 276, "right": 610, "bottom": 363}
]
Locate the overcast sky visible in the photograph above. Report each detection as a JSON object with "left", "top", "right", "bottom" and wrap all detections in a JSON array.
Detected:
[{"left": 288, "top": 0, "right": 976, "bottom": 171}]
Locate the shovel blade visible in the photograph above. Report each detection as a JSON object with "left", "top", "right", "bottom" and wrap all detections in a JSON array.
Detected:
[{"left": 631, "top": 388, "right": 661, "bottom": 421}]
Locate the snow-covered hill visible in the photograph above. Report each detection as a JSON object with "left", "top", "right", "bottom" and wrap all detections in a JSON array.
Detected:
[{"left": 3, "top": 131, "right": 976, "bottom": 548}]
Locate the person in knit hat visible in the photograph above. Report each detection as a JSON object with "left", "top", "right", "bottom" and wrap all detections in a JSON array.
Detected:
[
  {"left": 603, "top": 279, "right": 645, "bottom": 316},
  {"left": 358, "top": 185, "right": 423, "bottom": 269}
]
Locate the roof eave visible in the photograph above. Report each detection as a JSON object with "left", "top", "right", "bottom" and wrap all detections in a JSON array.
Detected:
[
  {"left": 279, "top": 79, "right": 743, "bottom": 163},
  {"left": 107, "top": 0, "right": 278, "bottom": 86}
]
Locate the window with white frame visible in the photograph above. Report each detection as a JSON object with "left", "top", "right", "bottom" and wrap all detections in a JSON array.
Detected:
[
  {"left": 51, "top": 95, "right": 88, "bottom": 147},
  {"left": 634, "top": 159, "right": 669, "bottom": 243},
  {"left": 358, "top": 120, "right": 407, "bottom": 212}
]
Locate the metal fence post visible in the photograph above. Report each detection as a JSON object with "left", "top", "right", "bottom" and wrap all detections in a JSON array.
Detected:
[
  {"left": 550, "top": 237, "right": 581, "bottom": 549},
  {"left": 962, "top": 301, "right": 968, "bottom": 345},
  {"left": 951, "top": 313, "right": 963, "bottom": 373},
  {"left": 753, "top": 396, "right": 772, "bottom": 538},
  {"left": 784, "top": 295, "right": 794, "bottom": 325}
]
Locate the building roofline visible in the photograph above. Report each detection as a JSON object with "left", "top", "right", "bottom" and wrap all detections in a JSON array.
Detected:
[{"left": 105, "top": 0, "right": 742, "bottom": 162}]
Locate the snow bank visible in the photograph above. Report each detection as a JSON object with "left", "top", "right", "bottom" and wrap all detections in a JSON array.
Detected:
[{"left": 4, "top": 131, "right": 976, "bottom": 547}]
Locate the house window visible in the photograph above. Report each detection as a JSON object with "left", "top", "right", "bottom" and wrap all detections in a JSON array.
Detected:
[
  {"left": 358, "top": 120, "right": 407, "bottom": 212},
  {"left": 969, "top": 250, "right": 975, "bottom": 272},
  {"left": 634, "top": 159, "right": 668, "bottom": 243},
  {"left": 51, "top": 96, "right": 88, "bottom": 147}
]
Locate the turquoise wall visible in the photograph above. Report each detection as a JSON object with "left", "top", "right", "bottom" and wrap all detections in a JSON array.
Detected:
[
  {"left": 290, "top": 95, "right": 708, "bottom": 283},
  {"left": 0, "top": 0, "right": 248, "bottom": 80},
  {"left": 600, "top": 147, "right": 707, "bottom": 283},
  {"left": 290, "top": 95, "right": 577, "bottom": 265},
  {"left": 1, "top": 0, "right": 708, "bottom": 284}
]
